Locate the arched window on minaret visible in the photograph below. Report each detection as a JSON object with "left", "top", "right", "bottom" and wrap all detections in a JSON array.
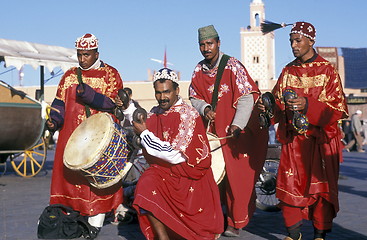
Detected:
[{"left": 255, "top": 13, "right": 260, "bottom": 27}]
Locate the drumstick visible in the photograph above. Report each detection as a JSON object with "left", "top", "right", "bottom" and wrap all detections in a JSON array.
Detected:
[
  {"left": 208, "top": 134, "right": 234, "bottom": 141},
  {"left": 206, "top": 120, "right": 234, "bottom": 140},
  {"left": 206, "top": 120, "right": 211, "bottom": 133},
  {"left": 48, "top": 106, "right": 60, "bottom": 113},
  {"left": 46, "top": 106, "right": 60, "bottom": 122}
]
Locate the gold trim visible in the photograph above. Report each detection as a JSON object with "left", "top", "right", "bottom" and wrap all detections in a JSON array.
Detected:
[
  {"left": 50, "top": 194, "right": 116, "bottom": 204},
  {"left": 276, "top": 187, "right": 304, "bottom": 198},
  {"left": 310, "top": 181, "right": 328, "bottom": 185},
  {"left": 277, "top": 66, "right": 347, "bottom": 115},
  {"left": 234, "top": 215, "right": 249, "bottom": 224}
]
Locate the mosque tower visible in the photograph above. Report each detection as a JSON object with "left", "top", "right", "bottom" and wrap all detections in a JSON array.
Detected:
[{"left": 240, "top": 0, "right": 276, "bottom": 90}]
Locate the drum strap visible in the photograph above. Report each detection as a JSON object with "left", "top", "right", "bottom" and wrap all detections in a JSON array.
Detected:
[
  {"left": 77, "top": 68, "right": 91, "bottom": 118},
  {"left": 211, "top": 54, "right": 230, "bottom": 111}
]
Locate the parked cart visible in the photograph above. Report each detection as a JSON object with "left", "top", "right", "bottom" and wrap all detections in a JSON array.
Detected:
[
  {"left": 0, "top": 37, "right": 78, "bottom": 177},
  {"left": 0, "top": 81, "right": 47, "bottom": 177}
]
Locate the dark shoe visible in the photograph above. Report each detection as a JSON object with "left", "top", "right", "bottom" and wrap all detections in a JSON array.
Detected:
[
  {"left": 83, "top": 226, "right": 100, "bottom": 239},
  {"left": 283, "top": 233, "right": 302, "bottom": 240},
  {"left": 223, "top": 225, "right": 240, "bottom": 237}
]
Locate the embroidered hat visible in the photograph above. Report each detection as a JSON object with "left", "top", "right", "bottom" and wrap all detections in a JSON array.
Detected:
[
  {"left": 290, "top": 22, "right": 316, "bottom": 40},
  {"left": 153, "top": 68, "right": 179, "bottom": 83},
  {"left": 198, "top": 25, "right": 219, "bottom": 42},
  {"left": 75, "top": 33, "right": 98, "bottom": 50}
]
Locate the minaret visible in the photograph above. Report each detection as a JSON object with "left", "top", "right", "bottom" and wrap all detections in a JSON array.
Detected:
[{"left": 240, "top": 0, "right": 276, "bottom": 90}]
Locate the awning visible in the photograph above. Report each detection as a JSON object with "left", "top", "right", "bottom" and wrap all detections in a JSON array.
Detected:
[
  {"left": 341, "top": 47, "right": 367, "bottom": 89},
  {"left": 0, "top": 38, "right": 78, "bottom": 72}
]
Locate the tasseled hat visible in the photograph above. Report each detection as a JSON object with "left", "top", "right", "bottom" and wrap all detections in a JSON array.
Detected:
[
  {"left": 198, "top": 25, "right": 219, "bottom": 42},
  {"left": 261, "top": 20, "right": 316, "bottom": 40},
  {"left": 153, "top": 68, "right": 179, "bottom": 83},
  {"left": 75, "top": 33, "right": 99, "bottom": 50},
  {"left": 290, "top": 22, "right": 316, "bottom": 40}
]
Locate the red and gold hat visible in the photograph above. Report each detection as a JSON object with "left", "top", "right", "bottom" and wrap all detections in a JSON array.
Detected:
[
  {"left": 290, "top": 22, "right": 316, "bottom": 40},
  {"left": 75, "top": 33, "right": 98, "bottom": 50}
]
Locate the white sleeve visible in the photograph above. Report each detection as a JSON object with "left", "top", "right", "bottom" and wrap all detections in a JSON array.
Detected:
[
  {"left": 232, "top": 94, "right": 254, "bottom": 130},
  {"left": 190, "top": 97, "right": 211, "bottom": 116},
  {"left": 140, "top": 130, "right": 186, "bottom": 164}
]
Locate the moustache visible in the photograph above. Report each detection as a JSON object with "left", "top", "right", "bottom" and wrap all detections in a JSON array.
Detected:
[
  {"left": 203, "top": 51, "right": 212, "bottom": 54},
  {"left": 159, "top": 99, "right": 169, "bottom": 104}
]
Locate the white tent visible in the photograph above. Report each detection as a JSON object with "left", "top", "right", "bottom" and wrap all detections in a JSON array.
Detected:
[
  {"left": 0, "top": 38, "right": 78, "bottom": 72},
  {"left": 0, "top": 38, "right": 79, "bottom": 98}
]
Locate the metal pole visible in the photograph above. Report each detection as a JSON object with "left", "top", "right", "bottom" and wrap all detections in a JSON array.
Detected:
[{"left": 40, "top": 65, "right": 44, "bottom": 100}]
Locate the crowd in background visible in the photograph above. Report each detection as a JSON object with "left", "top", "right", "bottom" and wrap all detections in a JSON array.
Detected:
[{"left": 342, "top": 110, "right": 366, "bottom": 152}]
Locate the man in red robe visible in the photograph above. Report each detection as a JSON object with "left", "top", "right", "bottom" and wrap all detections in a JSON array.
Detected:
[
  {"left": 132, "top": 68, "right": 223, "bottom": 240},
  {"left": 46, "top": 33, "right": 123, "bottom": 235},
  {"left": 259, "top": 22, "right": 348, "bottom": 240},
  {"left": 189, "top": 25, "right": 268, "bottom": 237}
]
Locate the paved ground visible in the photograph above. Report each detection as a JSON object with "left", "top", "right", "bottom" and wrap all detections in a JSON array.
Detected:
[{"left": 0, "top": 149, "right": 366, "bottom": 240}]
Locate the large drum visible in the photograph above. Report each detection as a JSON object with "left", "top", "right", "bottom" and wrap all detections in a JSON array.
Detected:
[
  {"left": 207, "top": 132, "right": 226, "bottom": 184},
  {"left": 64, "top": 113, "right": 132, "bottom": 189}
]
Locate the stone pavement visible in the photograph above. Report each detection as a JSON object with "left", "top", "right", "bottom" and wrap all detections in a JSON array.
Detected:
[{"left": 0, "top": 150, "right": 366, "bottom": 240}]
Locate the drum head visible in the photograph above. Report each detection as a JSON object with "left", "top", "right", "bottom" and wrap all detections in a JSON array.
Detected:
[
  {"left": 207, "top": 132, "right": 226, "bottom": 184},
  {"left": 64, "top": 113, "right": 115, "bottom": 170}
]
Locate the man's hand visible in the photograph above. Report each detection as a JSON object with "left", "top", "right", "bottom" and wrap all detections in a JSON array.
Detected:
[
  {"left": 76, "top": 83, "right": 85, "bottom": 94},
  {"left": 204, "top": 107, "right": 216, "bottom": 121},
  {"left": 286, "top": 96, "right": 306, "bottom": 111},
  {"left": 229, "top": 125, "right": 241, "bottom": 138},
  {"left": 257, "top": 97, "right": 266, "bottom": 112},
  {"left": 114, "top": 96, "right": 125, "bottom": 110},
  {"left": 132, "top": 114, "right": 147, "bottom": 135},
  {"left": 46, "top": 119, "right": 55, "bottom": 131}
]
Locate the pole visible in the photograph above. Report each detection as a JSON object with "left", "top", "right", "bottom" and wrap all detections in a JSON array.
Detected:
[{"left": 40, "top": 65, "right": 44, "bottom": 101}]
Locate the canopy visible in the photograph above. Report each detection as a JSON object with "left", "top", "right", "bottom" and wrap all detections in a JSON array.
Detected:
[{"left": 0, "top": 38, "right": 78, "bottom": 72}]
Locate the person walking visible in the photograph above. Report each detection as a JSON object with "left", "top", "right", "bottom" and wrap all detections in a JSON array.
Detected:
[{"left": 345, "top": 110, "right": 365, "bottom": 152}]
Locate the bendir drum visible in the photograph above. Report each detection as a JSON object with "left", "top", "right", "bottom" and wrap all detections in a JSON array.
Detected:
[{"left": 207, "top": 132, "right": 226, "bottom": 184}]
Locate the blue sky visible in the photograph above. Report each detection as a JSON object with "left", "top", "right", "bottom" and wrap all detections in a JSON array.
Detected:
[{"left": 1, "top": 0, "right": 367, "bottom": 87}]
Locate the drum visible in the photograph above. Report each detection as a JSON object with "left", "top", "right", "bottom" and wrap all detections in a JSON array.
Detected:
[
  {"left": 64, "top": 113, "right": 132, "bottom": 189},
  {"left": 207, "top": 132, "right": 226, "bottom": 184}
]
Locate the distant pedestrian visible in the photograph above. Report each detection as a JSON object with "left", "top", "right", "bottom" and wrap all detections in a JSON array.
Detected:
[
  {"left": 268, "top": 123, "right": 279, "bottom": 144},
  {"left": 345, "top": 110, "right": 364, "bottom": 152},
  {"left": 123, "top": 87, "right": 141, "bottom": 109},
  {"left": 342, "top": 120, "right": 353, "bottom": 149},
  {"left": 362, "top": 120, "right": 367, "bottom": 145},
  {"left": 123, "top": 87, "right": 141, "bottom": 125}
]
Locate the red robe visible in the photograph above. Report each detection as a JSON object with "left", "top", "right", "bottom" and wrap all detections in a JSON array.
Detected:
[
  {"left": 190, "top": 56, "right": 268, "bottom": 229},
  {"left": 133, "top": 101, "right": 223, "bottom": 240},
  {"left": 272, "top": 54, "right": 348, "bottom": 221},
  {"left": 49, "top": 63, "right": 123, "bottom": 216}
]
